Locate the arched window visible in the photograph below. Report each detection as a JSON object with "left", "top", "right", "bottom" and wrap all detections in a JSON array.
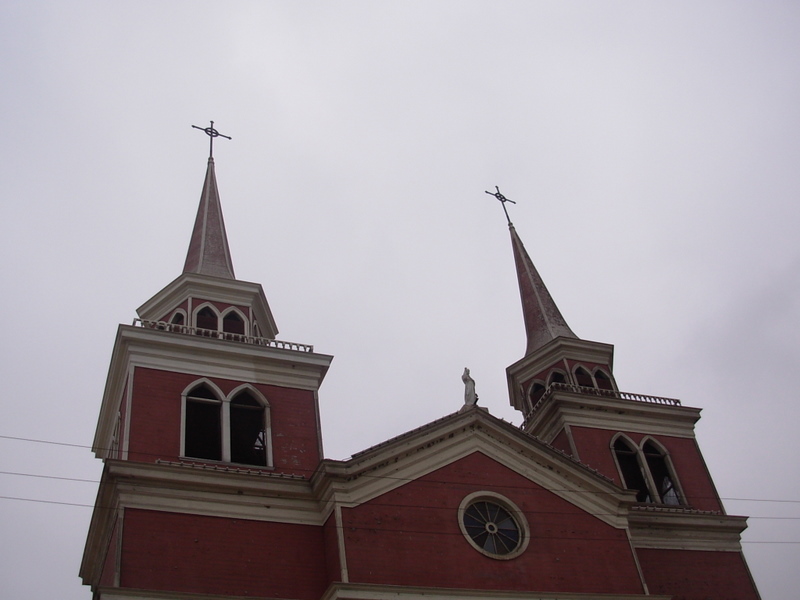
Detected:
[
  {"left": 612, "top": 435, "right": 683, "bottom": 505},
  {"left": 594, "top": 369, "right": 614, "bottom": 391},
  {"left": 230, "top": 390, "right": 267, "bottom": 466},
  {"left": 548, "top": 371, "right": 566, "bottom": 386},
  {"left": 222, "top": 310, "right": 245, "bottom": 336},
  {"left": 643, "top": 440, "right": 681, "bottom": 505},
  {"left": 182, "top": 381, "right": 271, "bottom": 467},
  {"left": 613, "top": 436, "right": 652, "bottom": 502},
  {"left": 170, "top": 312, "right": 185, "bottom": 326},
  {"left": 184, "top": 384, "right": 221, "bottom": 461},
  {"left": 528, "top": 382, "right": 546, "bottom": 407},
  {"left": 575, "top": 367, "right": 595, "bottom": 388},
  {"left": 196, "top": 306, "right": 218, "bottom": 332}
]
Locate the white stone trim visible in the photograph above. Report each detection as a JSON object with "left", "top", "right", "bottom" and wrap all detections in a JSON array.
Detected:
[
  {"left": 113, "top": 507, "right": 123, "bottom": 588},
  {"left": 335, "top": 504, "right": 349, "bottom": 583},
  {"left": 526, "top": 392, "right": 701, "bottom": 443},
  {"left": 121, "top": 364, "right": 133, "bottom": 461},
  {"left": 320, "top": 582, "right": 665, "bottom": 600},
  {"left": 628, "top": 509, "right": 748, "bottom": 552}
]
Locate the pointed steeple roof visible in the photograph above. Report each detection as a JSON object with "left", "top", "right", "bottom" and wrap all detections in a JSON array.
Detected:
[
  {"left": 509, "top": 223, "right": 577, "bottom": 354},
  {"left": 183, "top": 158, "right": 236, "bottom": 279}
]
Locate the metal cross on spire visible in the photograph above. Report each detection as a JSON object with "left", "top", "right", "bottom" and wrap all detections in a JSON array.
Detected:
[
  {"left": 485, "top": 186, "right": 516, "bottom": 224},
  {"left": 191, "top": 120, "right": 232, "bottom": 158}
]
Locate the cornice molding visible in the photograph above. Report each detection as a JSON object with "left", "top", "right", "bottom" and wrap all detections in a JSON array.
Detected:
[
  {"left": 93, "top": 583, "right": 668, "bottom": 600},
  {"left": 525, "top": 391, "right": 701, "bottom": 443},
  {"left": 321, "top": 582, "right": 667, "bottom": 600},
  {"left": 99, "top": 460, "right": 321, "bottom": 524},
  {"left": 506, "top": 337, "right": 615, "bottom": 411},
  {"left": 79, "top": 466, "right": 121, "bottom": 586},
  {"left": 313, "top": 408, "right": 634, "bottom": 529},
  {"left": 93, "top": 325, "right": 332, "bottom": 459},
  {"left": 136, "top": 273, "right": 278, "bottom": 339},
  {"left": 628, "top": 508, "right": 748, "bottom": 552}
]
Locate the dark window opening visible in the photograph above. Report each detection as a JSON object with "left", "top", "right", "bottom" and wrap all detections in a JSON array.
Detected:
[
  {"left": 548, "top": 372, "right": 566, "bottom": 386},
  {"left": 575, "top": 367, "right": 595, "bottom": 388},
  {"left": 644, "top": 441, "right": 681, "bottom": 505},
  {"left": 171, "top": 312, "right": 185, "bottom": 325},
  {"left": 230, "top": 391, "right": 267, "bottom": 466},
  {"left": 185, "top": 385, "right": 221, "bottom": 461},
  {"left": 223, "top": 311, "right": 245, "bottom": 335},
  {"left": 196, "top": 307, "right": 218, "bottom": 332},
  {"left": 614, "top": 438, "right": 651, "bottom": 502},
  {"left": 595, "top": 370, "right": 614, "bottom": 391},
  {"left": 529, "top": 383, "right": 546, "bottom": 406}
]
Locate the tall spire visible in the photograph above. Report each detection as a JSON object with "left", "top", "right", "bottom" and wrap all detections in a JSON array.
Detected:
[
  {"left": 183, "top": 157, "right": 236, "bottom": 279},
  {"left": 509, "top": 222, "right": 577, "bottom": 355}
]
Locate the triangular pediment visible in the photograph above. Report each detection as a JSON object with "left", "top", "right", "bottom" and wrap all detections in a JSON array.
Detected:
[{"left": 314, "top": 406, "right": 634, "bottom": 528}]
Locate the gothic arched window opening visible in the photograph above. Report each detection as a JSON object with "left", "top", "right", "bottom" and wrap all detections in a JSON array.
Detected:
[
  {"left": 548, "top": 371, "right": 566, "bottom": 386},
  {"left": 184, "top": 384, "right": 222, "bottom": 461},
  {"left": 613, "top": 437, "right": 651, "bottom": 502},
  {"left": 643, "top": 440, "right": 681, "bottom": 505},
  {"left": 230, "top": 391, "right": 267, "bottom": 466},
  {"left": 575, "top": 367, "right": 595, "bottom": 388},
  {"left": 528, "top": 382, "right": 546, "bottom": 408},
  {"left": 223, "top": 311, "right": 245, "bottom": 335},
  {"left": 196, "top": 306, "right": 218, "bottom": 332},
  {"left": 594, "top": 369, "right": 614, "bottom": 391},
  {"left": 613, "top": 435, "right": 683, "bottom": 505}
]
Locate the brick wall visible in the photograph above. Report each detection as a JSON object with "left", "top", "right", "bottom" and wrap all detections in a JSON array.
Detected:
[
  {"left": 342, "top": 451, "right": 644, "bottom": 594},
  {"left": 120, "top": 509, "right": 329, "bottom": 599},
  {"left": 637, "top": 547, "right": 759, "bottom": 599},
  {"left": 127, "top": 367, "right": 321, "bottom": 475}
]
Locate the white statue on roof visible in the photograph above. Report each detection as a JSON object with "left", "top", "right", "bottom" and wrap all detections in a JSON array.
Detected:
[{"left": 462, "top": 367, "right": 478, "bottom": 407}]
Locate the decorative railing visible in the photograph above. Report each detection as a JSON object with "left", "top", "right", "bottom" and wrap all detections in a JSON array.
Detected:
[
  {"left": 524, "top": 382, "right": 681, "bottom": 427},
  {"left": 133, "top": 319, "right": 314, "bottom": 353}
]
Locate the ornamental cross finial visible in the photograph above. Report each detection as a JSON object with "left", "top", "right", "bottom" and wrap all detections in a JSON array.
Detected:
[
  {"left": 485, "top": 186, "right": 516, "bottom": 225},
  {"left": 191, "top": 120, "right": 232, "bottom": 158}
]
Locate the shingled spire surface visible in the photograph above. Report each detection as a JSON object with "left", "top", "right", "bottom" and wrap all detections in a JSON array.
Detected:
[
  {"left": 510, "top": 223, "right": 577, "bottom": 354},
  {"left": 183, "top": 158, "right": 236, "bottom": 279}
]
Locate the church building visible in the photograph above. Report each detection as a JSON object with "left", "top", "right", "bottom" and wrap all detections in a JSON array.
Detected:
[{"left": 80, "top": 142, "right": 761, "bottom": 599}]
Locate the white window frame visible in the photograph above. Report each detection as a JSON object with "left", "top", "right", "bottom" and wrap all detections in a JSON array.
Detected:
[{"left": 180, "top": 379, "right": 272, "bottom": 467}]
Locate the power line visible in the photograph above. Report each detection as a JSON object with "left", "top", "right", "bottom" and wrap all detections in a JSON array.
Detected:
[
  {"left": 3, "top": 433, "right": 800, "bottom": 505},
  {"left": 1, "top": 486, "right": 799, "bottom": 523},
  {"left": 1, "top": 494, "right": 799, "bottom": 545}
]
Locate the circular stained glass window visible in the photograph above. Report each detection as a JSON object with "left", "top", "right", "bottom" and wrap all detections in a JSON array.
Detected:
[{"left": 459, "top": 493, "right": 528, "bottom": 559}]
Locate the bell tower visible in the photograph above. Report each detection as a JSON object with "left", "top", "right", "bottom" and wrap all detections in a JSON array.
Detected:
[
  {"left": 502, "top": 211, "right": 723, "bottom": 511},
  {"left": 496, "top": 195, "right": 760, "bottom": 597},
  {"left": 80, "top": 138, "right": 334, "bottom": 598}
]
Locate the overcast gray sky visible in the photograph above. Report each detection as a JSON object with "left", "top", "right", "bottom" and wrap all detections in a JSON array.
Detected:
[{"left": 1, "top": 2, "right": 798, "bottom": 598}]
